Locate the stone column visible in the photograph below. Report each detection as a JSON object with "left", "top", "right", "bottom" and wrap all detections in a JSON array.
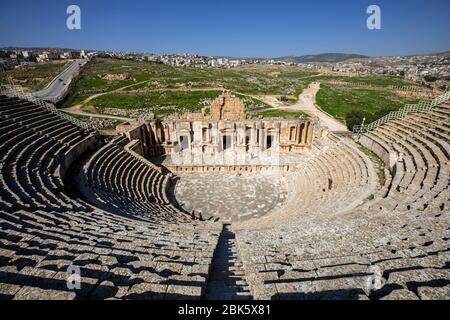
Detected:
[
  {"left": 307, "top": 122, "right": 313, "bottom": 145},
  {"left": 262, "top": 128, "right": 266, "bottom": 148},
  {"left": 295, "top": 124, "right": 301, "bottom": 143},
  {"left": 163, "top": 124, "right": 170, "bottom": 143},
  {"left": 252, "top": 127, "right": 258, "bottom": 145},
  {"left": 192, "top": 122, "right": 203, "bottom": 155},
  {"left": 211, "top": 124, "right": 219, "bottom": 154},
  {"left": 302, "top": 122, "right": 310, "bottom": 144},
  {"left": 170, "top": 123, "right": 177, "bottom": 143},
  {"left": 273, "top": 128, "right": 280, "bottom": 150}
]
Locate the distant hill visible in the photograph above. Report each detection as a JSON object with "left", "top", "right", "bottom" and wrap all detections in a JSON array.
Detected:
[
  {"left": 275, "top": 53, "right": 370, "bottom": 63},
  {"left": 406, "top": 51, "right": 450, "bottom": 57},
  {"left": 433, "top": 51, "right": 450, "bottom": 57}
]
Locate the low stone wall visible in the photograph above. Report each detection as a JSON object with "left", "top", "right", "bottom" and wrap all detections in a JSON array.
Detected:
[
  {"left": 161, "top": 175, "right": 172, "bottom": 204},
  {"left": 326, "top": 80, "right": 438, "bottom": 99},
  {"left": 58, "top": 134, "right": 101, "bottom": 178},
  {"left": 125, "top": 138, "right": 144, "bottom": 156},
  {"left": 124, "top": 139, "right": 163, "bottom": 174},
  {"left": 358, "top": 134, "right": 398, "bottom": 170},
  {"left": 167, "top": 164, "right": 293, "bottom": 174}
]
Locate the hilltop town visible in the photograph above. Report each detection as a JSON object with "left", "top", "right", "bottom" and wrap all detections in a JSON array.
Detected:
[{"left": 1, "top": 48, "right": 448, "bottom": 89}]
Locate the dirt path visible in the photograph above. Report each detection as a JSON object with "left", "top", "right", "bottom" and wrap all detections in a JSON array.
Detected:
[
  {"left": 289, "top": 82, "right": 348, "bottom": 132},
  {"left": 64, "top": 82, "right": 227, "bottom": 112},
  {"left": 62, "top": 75, "right": 348, "bottom": 132},
  {"left": 62, "top": 82, "right": 228, "bottom": 120},
  {"left": 64, "top": 80, "right": 153, "bottom": 112}
]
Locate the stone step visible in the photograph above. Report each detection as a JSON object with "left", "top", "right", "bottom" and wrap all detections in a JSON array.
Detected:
[
  {"left": 204, "top": 292, "right": 252, "bottom": 300},
  {"left": 204, "top": 224, "right": 253, "bottom": 300},
  {"left": 206, "top": 281, "right": 251, "bottom": 291}
]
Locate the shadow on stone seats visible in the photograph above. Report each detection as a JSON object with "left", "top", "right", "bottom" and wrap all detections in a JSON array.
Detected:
[
  {"left": 0, "top": 270, "right": 97, "bottom": 299},
  {"left": 264, "top": 271, "right": 372, "bottom": 285},
  {"left": 368, "top": 283, "right": 404, "bottom": 300},
  {"left": 274, "top": 288, "right": 367, "bottom": 300},
  {"left": 406, "top": 279, "right": 450, "bottom": 295},
  {"left": 125, "top": 291, "right": 201, "bottom": 300}
]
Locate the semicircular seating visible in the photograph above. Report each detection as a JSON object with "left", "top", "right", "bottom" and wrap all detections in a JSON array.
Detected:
[
  {"left": 242, "top": 134, "right": 378, "bottom": 228},
  {"left": 79, "top": 135, "right": 190, "bottom": 224},
  {"left": 235, "top": 104, "right": 449, "bottom": 300},
  {"left": 0, "top": 95, "right": 221, "bottom": 300},
  {"left": 0, "top": 96, "right": 96, "bottom": 213},
  {"left": 1, "top": 93, "right": 448, "bottom": 300}
]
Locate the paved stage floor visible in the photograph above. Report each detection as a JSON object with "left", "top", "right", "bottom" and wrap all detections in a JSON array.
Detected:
[{"left": 173, "top": 172, "right": 290, "bottom": 222}]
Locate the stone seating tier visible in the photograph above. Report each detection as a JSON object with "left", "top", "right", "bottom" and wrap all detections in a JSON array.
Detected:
[
  {"left": 0, "top": 95, "right": 221, "bottom": 300},
  {"left": 0, "top": 95, "right": 448, "bottom": 300},
  {"left": 234, "top": 103, "right": 449, "bottom": 300}
]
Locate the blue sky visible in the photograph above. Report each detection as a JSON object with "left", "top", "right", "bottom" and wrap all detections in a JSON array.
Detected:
[{"left": 0, "top": 0, "right": 449, "bottom": 57}]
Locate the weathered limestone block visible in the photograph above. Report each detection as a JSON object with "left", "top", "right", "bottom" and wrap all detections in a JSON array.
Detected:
[
  {"left": 13, "top": 287, "right": 76, "bottom": 300},
  {"left": 210, "top": 93, "right": 246, "bottom": 121}
]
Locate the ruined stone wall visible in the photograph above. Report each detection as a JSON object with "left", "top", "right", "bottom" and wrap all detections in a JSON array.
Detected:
[
  {"left": 210, "top": 93, "right": 246, "bottom": 121},
  {"left": 118, "top": 118, "right": 314, "bottom": 158},
  {"left": 57, "top": 134, "right": 101, "bottom": 178},
  {"left": 116, "top": 94, "right": 315, "bottom": 162},
  {"left": 117, "top": 119, "right": 166, "bottom": 157}
]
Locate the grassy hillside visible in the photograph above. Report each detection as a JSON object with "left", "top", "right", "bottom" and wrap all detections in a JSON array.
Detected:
[
  {"left": 0, "top": 60, "right": 72, "bottom": 91},
  {"left": 316, "top": 84, "right": 419, "bottom": 126},
  {"left": 62, "top": 58, "right": 319, "bottom": 118},
  {"left": 67, "top": 58, "right": 318, "bottom": 97},
  {"left": 92, "top": 91, "right": 223, "bottom": 118},
  {"left": 61, "top": 58, "right": 426, "bottom": 121}
]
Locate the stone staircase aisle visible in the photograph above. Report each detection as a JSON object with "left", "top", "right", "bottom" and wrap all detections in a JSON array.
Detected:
[{"left": 204, "top": 224, "right": 253, "bottom": 300}]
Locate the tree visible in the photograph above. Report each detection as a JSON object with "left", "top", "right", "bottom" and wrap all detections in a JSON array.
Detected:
[
  {"left": 373, "top": 108, "right": 395, "bottom": 121},
  {"left": 345, "top": 109, "right": 373, "bottom": 131}
]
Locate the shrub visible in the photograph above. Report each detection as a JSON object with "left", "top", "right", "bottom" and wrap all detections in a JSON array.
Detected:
[{"left": 345, "top": 110, "right": 374, "bottom": 131}]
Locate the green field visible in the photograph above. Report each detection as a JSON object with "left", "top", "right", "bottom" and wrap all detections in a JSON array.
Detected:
[
  {"left": 316, "top": 84, "right": 419, "bottom": 129},
  {"left": 85, "top": 90, "right": 298, "bottom": 119},
  {"left": 0, "top": 61, "right": 72, "bottom": 91},
  {"left": 92, "top": 91, "right": 223, "bottom": 118},
  {"left": 68, "top": 58, "right": 320, "bottom": 95},
  {"left": 61, "top": 58, "right": 427, "bottom": 122},
  {"left": 311, "top": 75, "right": 415, "bottom": 87},
  {"left": 62, "top": 58, "right": 322, "bottom": 118},
  {"left": 62, "top": 58, "right": 319, "bottom": 107}
]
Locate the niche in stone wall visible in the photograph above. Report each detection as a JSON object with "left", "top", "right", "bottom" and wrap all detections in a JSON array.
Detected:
[
  {"left": 266, "top": 135, "right": 273, "bottom": 149},
  {"left": 179, "top": 135, "right": 190, "bottom": 150},
  {"left": 222, "top": 135, "right": 232, "bottom": 150}
]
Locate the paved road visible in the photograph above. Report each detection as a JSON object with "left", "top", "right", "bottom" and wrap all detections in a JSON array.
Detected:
[{"left": 32, "top": 60, "right": 86, "bottom": 103}]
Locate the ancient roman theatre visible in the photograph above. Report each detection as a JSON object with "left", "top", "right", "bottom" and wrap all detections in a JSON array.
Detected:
[{"left": 0, "top": 86, "right": 449, "bottom": 300}]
